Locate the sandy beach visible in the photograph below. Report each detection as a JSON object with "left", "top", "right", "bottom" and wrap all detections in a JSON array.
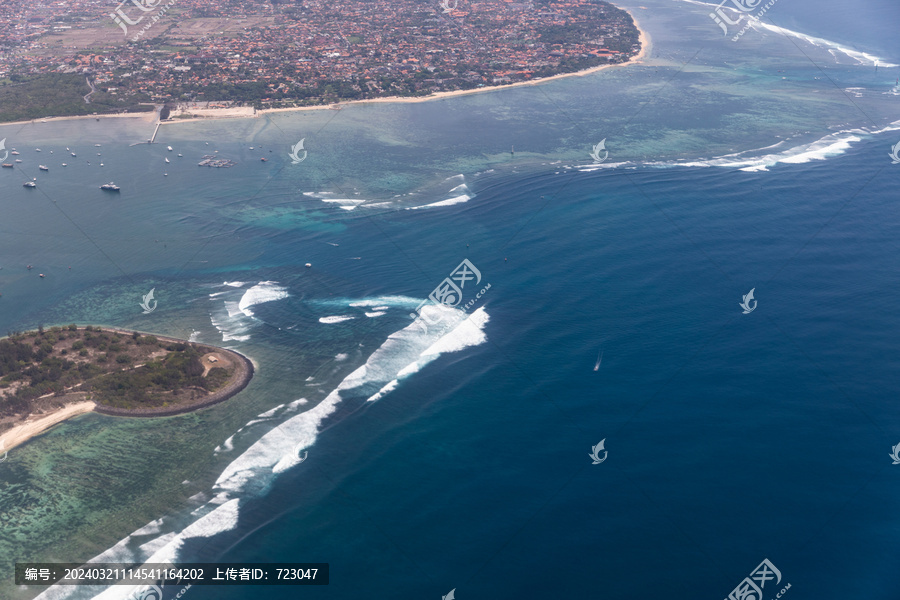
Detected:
[
  {"left": 0, "top": 15, "right": 650, "bottom": 131},
  {"left": 0, "top": 326, "right": 254, "bottom": 456},
  {"left": 163, "top": 16, "right": 651, "bottom": 125},
  {"left": 0, "top": 401, "right": 95, "bottom": 454},
  {"left": 0, "top": 110, "right": 157, "bottom": 130}
]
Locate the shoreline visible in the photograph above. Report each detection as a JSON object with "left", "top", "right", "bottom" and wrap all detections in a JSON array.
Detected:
[
  {"left": 0, "top": 326, "right": 254, "bottom": 455},
  {"left": 175, "top": 21, "right": 651, "bottom": 124},
  {"left": 0, "top": 401, "right": 95, "bottom": 454},
  {"left": 0, "top": 14, "right": 650, "bottom": 130}
]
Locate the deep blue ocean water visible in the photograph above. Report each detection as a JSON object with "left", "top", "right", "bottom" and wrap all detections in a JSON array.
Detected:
[{"left": 1, "top": 0, "right": 899, "bottom": 598}]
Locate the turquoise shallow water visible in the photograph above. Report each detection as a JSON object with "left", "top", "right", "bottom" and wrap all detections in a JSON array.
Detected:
[{"left": 1, "top": 0, "right": 900, "bottom": 598}]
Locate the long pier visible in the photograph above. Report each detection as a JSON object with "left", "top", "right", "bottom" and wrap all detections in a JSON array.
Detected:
[{"left": 149, "top": 120, "right": 161, "bottom": 143}]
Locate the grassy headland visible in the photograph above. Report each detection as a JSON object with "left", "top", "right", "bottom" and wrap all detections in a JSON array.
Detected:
[{"left": 0, "top": 325, "right": 253, "bottom": 441}]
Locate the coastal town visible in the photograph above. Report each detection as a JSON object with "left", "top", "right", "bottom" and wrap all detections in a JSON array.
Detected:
[{"left": 0, "top": 0, "right": 640, "bottom": 119}]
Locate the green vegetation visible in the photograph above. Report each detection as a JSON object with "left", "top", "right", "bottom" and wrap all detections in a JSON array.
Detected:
[
  {"left": 0, "top": 326, "right": 235, "bottom": 417},
  {"left": 0, "top": 74, "right": 153, "bottom": 122}
]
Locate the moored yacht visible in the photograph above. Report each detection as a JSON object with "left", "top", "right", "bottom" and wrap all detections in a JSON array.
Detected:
[{"left": 100, "top": 181, "right": 120, "bottom": 191}]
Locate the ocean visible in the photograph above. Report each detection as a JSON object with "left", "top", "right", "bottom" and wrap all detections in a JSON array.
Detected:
[{"left": 1, "top": 0, "right": 899, "bottom": 598}]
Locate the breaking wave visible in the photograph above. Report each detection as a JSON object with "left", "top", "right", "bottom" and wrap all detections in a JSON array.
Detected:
[
  {"left": 575, "top": 119, "right": 900, "bottom": 172},
  {"left": 35, "top": 301, "right": 489, "bottom": 600},
  {"left": 208, "top": 281, "right": 289, "bottom": 342},
  {"left": 677, "top": 0, "right": 898, "bottom": 66}
]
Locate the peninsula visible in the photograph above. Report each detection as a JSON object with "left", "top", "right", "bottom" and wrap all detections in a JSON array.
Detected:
[
  {"left": 0, "top": 0, "right": 642, "bottom": 122},
  {"left": 0, "top": 325, "right": 253, "bottom": 454}
]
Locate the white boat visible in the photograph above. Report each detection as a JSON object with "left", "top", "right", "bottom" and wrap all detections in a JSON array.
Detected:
[
  {"left": 62, "top": 163, "right": 67, "bottom": 167},
  {"left": 10, "top": 150, "right": 20, "bottom": 156},
  {"left": 23, "top": 180, "right": 36, "bottom": 188},
  {"left": 35, "top": 148, "right": 41, "bottom": 152},
  {"left": 100, "top": 182, "right": 120, "bottom": 191},
  {"left": 177, "top": 154, "right": 183, "bottom": 157},
  {"left": 71, "top": 152, "right": 76, "bottom": 157},
  {"left": 39, "top": 165, "right": 49, "bottom": 171},
  {"left": 165, "top": 157, "right": 170, "bottom": 163},
  {"left": 94, "top": 144, "right": 101, "bottom": 147},
  {"left": 167, "top": 146, "right": 173, "bottom": 151},
  {"left": 14, "top": 159, "right": 21, "bottom": 163}
]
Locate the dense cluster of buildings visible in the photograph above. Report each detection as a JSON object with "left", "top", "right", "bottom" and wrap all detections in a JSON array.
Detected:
[{"left": 0, "top": 0, "right": 640, "bottom": 109}]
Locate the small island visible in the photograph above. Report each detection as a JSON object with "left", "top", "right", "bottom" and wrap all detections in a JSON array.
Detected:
[{"left": 0, "top": 325, "right": 253, "bottom": 453}]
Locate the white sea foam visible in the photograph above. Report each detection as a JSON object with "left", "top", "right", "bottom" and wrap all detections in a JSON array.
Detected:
[
  {"left": 257, "top": 404, "right": 285, "bottom": 418},
  {"left": 407, "top": 194, "right": 472, "bottom": 209},
  {"left": 335, "top": 296, "right": 422, "bottom": 309},
  {"left": 677, "top": 0, "right": 898, "bottom": 66},
  {"left": 407, "top": 180, "right": 475, "bottom": 210},
  {"left": 320, "top": 198, "right": 367, "bottom": 210},
  {"left": 365, "top": 311, "right": 387, "bottom": 317},
  {"left": 238, "top": 281, "right": 289, "bottom": 317},
  {"left": 214, "top": 433, "right": 236, "bottom": 454},
  {"left": 366, "top": 379, "right": 399, "bottom": 402},
  {"left": 209, "top": 281, "right": 289, "bottom": 341},
  {"left": 575, "top": 120, "right": 900, "bottom": 173},
  {"left": 335, "top": 353, "right": 348, "bottom": 361},
  {"left": 36, "top": 300, "right": 490, "bottom": 600},
  {"left": 131, "top": 518, "right": 164, "bottom": 536},
  {"left": 746, "top": 21, "right": 898, "bottom": 67},
  {"left": 319, "top": 315, "right": 356, "bottom": 324}
]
